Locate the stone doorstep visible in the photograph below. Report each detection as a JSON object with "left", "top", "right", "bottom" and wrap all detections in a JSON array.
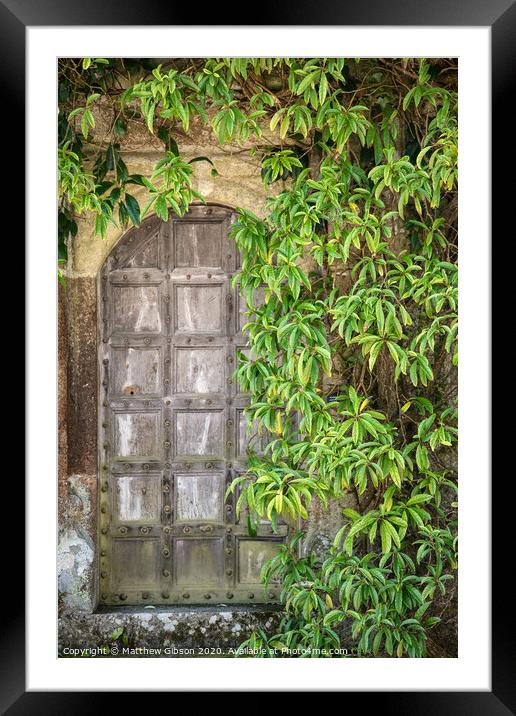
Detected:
[{"left": 58, "top": 605, "right": 284, "bottom": 655}]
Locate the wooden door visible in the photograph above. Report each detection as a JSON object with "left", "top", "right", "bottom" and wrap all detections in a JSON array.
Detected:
[{"left": 97, "top": 204, "right": 287, "bottom": 606}]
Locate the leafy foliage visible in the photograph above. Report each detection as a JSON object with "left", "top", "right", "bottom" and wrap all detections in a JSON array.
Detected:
[{"left": 58, "top": 56, "right": 458, "bottom": 657}]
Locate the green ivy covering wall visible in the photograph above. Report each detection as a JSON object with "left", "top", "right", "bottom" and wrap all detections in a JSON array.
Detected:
[{"left": 58, "top": 57, "right": 458, "bottom": 658}]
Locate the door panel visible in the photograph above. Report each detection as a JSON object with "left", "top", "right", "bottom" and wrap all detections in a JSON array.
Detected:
[{"left": 98, "top": 206, "right": 288, "bottom": 606}]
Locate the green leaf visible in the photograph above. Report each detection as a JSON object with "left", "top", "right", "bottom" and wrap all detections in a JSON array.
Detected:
[
  {"left": 124, "top": 193, "right": 141, "bottom": 225},
  {"left": 155, "top": 195, "right": 169, "bottom": 222}
]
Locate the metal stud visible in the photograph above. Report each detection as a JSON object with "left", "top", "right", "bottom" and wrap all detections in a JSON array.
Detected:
[
  {"left": 204, "top": 593, "right": 211, "bottom": 599},
  {"left": 163, "top": 548, "right": 170, "bottom": 557},
  {"left": 119, "top": 593, "right": 127, "bottom": 601},
  {"left": 142, "top": 592, "right": 149, "bottom": 600},
  {"left": 248, "top": 593, "right": 255, "bottom": 599},
  {"left": 101, "top": 571, "right": 107, "bottom": 578},
  {"left": 163, "top": 570, "right": 170, "bottom": 578},
  {"left": 226, "top": 568, "right": 233, "bottom": 576},
  {"left": 183, "top": 593, "right": 190, "bottom": 599},
  {"left": 205, "top": 462, "right": 213, "bottom": 469},
  {"left": 162, "top": 592, "right": 170, "bottom": 599},
  {"left": 164, "top": 505, "right": 171, "bottom": 513},
  {"left": 226, "top": 592, "right": 234, "bottom": 599}
]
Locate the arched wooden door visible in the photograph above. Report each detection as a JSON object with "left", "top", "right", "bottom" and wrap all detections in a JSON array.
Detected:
[{"left": 97, "top": 204, "right": 286, "bottom": 606}]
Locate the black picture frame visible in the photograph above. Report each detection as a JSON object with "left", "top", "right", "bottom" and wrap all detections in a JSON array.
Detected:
[{"left": 11, "top": 1, "right": 507, "bottom": 710}]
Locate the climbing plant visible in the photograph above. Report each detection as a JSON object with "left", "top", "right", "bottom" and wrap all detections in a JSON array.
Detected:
[{"left": 58, "top": 57, "right": 458, "bottom": 657}]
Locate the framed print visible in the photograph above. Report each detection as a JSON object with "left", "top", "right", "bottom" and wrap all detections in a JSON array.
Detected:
[{"left": 9, "top": 0, "right": 509, "bottom": 709}]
